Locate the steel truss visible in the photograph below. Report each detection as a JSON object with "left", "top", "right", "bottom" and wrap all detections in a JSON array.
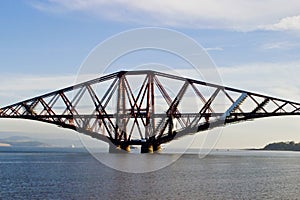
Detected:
[{"left": 0, "top": 70, "right": 299, "bottom": 152}]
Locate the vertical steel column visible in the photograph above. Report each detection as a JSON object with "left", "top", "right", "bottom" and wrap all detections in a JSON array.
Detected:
[
  {"left": 145, "top": 71, "right": 155, "bottom": 139},
  {"left": 150, "top": 72, "right": 155, "bottom": 138},
  {"left": 145, "top": 72, "right": 150, "bottom": 139},
  {"left": 116, "top": 73, "right": 128, "bottom": 151}
]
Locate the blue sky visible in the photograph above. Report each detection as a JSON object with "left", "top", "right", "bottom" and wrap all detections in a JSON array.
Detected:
[
  {"left": 1, "top": 0, "right": 300, "bottom": 148},
  {"left": 2, "top": 1, "right": 300, "bottom": 74}
]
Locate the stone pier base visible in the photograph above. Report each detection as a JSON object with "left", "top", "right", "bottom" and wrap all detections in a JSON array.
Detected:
[
  {"left": 109, "top": 144, "right": 130, "bottom": 153},
  {"left": 141, "top": 143, "right": 161, "bottom": 153}
]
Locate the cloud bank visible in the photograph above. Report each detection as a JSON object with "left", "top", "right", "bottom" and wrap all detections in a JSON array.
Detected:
[
  {"left": 1, "top": 60, "right": 300, "bottom": 107},
  {"left": 219, "top": 61, "right": 300, "bottom": 102},
  {"left": 0, "top": 74, "right": 76, "bottom": 106},
  {"left": 264, "top": 15, "right": 300, "bottom": 31},
  {"left": 32, "top": 0, "right": 300, "bottom": 31}
]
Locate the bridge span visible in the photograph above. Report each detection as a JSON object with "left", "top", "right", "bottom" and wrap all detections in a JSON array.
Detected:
[{"left": 0, "top": 70, "right": 299, "bottom": 153}]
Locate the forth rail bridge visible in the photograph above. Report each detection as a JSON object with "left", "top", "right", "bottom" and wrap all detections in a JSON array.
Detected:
[{"left": 0, "top": 70, "right": 299, "bottom": 153}]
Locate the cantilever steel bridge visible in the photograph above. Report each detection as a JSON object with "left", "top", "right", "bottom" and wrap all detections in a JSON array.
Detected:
[{"left": 0, "top": 70, "right": 299, "bottom": 153}]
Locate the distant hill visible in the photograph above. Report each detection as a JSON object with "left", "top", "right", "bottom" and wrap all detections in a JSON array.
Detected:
[
  {"left": 0, "top": 136, "right": 51, "bottom": 147},
  {"left": 3, "top": 136, "right": 32, "bottom": 142},
  {"left": 262, "top": 141, "right": 300, "bottom": 151}
]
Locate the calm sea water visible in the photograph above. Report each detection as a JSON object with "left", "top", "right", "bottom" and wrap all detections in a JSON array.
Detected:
[{"left": 0, "top": 148, "right": 300, "bottom": 200}]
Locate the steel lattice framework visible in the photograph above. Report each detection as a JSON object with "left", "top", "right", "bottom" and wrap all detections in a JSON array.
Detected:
[{"left": 0, "top": 70, "right": 299, "bottom": 152}]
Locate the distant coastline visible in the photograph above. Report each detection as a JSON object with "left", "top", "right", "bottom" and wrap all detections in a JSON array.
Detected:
[
  {"left": 1, "top": 135, "right": 300, "bottom": 153},
  {"left": 251, "top": 141, "right": 300, "bottom": 152},
  {"left": 0, "top": 136, "right": 50, "bottom": 148}
]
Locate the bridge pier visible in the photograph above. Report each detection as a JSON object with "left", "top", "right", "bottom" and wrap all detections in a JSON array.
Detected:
[
  {"left": 109, "top": 144, "right": 130, "bottom": 153},
  {"left": 141, "top": 143, "right": 161, "bottom": 153},
  {"left": 141, "top": 143, "right": 152, "bottom": 153},
  {"left": 153, "top": 144, "right": 162, "bottom": 152}
]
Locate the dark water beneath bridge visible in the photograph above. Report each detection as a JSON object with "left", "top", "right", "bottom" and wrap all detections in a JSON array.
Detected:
[{"left": 0, "top": 148, "right": 300, "bottom": 199}]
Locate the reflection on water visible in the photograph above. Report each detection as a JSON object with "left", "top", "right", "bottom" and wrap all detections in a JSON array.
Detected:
[
  {"left": 91, "top": 152, "right": 181, "bottom": 173},
  {"left": 0, "top": 149, "right": 300, "bottom": 199}
]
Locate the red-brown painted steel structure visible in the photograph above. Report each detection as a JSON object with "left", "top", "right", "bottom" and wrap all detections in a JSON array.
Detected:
[{"left": 0, "top": 70, "right": 299, "bottom": 153}]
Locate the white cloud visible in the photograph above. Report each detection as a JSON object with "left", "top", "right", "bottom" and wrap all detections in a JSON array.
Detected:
[
  {"left": 204, "top": 47, "right": 223, "bottom": 51},
  {"left": 1, "top": 61, "right": 300, "bottom": 107},
  {"left": 260, "top": 41, "right": 300, "bottom": 50},
  {"left": 264, "top": 15, "right": 300, "bottom": 31},
  {"left": 31, "top": 0, "right": 300, "bottom": 31}
]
